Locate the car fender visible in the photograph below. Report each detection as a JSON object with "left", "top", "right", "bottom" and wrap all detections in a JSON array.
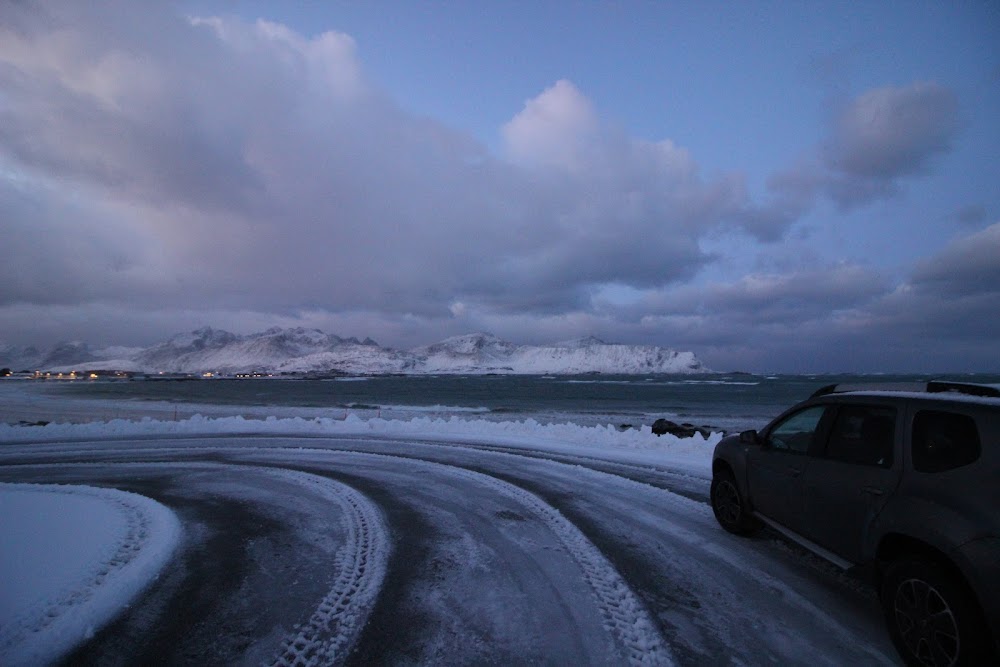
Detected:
[
  {"left": 712, "top": 434, "right": 752, "bottom": 501},
  {"left": 870, "top": 494, "right": 984, "bottom": 567}
]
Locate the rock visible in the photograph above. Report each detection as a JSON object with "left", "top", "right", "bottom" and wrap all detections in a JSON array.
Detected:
[{"left": 651, "top": 418, "right": 715, "bottom": 438}]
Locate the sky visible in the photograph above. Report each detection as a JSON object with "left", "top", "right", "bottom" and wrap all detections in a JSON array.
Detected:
[{"left": 1, "top": 1, "right": 998, "bottom": 373}]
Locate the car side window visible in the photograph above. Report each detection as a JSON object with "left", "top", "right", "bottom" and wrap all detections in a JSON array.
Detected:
[
  {"left": 767, "top": 406, "right": 827, "bottom": 453},
  {"left": 824, "top": 405, "right": 896, "bottom": 468},
  {"left": 912, "top": 410, "right": 981, "bottom": 473}
]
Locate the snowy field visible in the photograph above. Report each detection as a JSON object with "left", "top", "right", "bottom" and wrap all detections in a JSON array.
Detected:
[{"left": 0, "top": 393, "right": 900, "bottom": 665}]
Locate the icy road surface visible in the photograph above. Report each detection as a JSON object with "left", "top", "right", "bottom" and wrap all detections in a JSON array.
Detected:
[{"left": 0, "top": 433, "right": 898, "bottom": 665}]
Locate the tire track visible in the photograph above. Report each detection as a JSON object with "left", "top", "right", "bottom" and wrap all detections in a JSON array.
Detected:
[
  {"left": 267, "top": 469, "right": 389, "bottom": 667},
  {"left": 257, "top": 449, "right": 675, "bottom": 667},
  {"left": 445, "top": 464, "right": 674, "bottom": 666}
]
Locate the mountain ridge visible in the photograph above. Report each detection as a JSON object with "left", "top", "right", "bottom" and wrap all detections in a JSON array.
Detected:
[{"left": 2, "top": 328, "right": 707, "bottom": 375}]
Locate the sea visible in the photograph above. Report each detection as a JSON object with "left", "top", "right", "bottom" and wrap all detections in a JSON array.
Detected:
[{"left": 34, "top": 372, "right": 1000, "bottom": 434}]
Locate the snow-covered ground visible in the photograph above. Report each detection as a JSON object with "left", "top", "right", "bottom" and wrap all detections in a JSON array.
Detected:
[
  {"left": 0, "top": 483, "right": 180, "bottom": 666},
  {"left": 1, "top": 403, "right": 899, "bottom": 664}
]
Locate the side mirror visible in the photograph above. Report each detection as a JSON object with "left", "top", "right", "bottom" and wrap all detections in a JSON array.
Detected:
[{"left": 740, "top": 429, "right": 761, "bottom": 445}]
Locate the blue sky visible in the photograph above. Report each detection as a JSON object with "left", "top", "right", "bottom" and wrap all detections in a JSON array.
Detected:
[{"left": 1, "top": 1, "right": 998, "bottom": 372}]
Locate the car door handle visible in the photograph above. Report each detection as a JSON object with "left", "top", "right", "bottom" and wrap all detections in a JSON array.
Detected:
[
  {"left": 787, "top": 466, "right": 803, "bottom": 475},
  {"left": 862, "top": 486, "right": 885, "bottom": 496}
]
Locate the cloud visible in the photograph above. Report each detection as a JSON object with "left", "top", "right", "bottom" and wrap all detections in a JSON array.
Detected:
[
  {"left": 502, "top": 80, "right": 600, "bottom": 171},
  {"left": 953, "top": 204, "right": 988, "bottom": 227},
  {"left": 768, "top": 81, "right": 960, "bottom": 212},
  {"left": 605, "top": 224, "right": 998, "bottom": 371},
  {"left": 827, "top": 83, "right": 958, "bottom": 179},
  {"left": 823, "top": 82, "right": 959, "bottom": 206},
  {"left": 0, "top": 3, "right": 267, "bottom": 214},
  {"left": 809, "top": 224, "right": 1000, "bottom": 369},
  {"left": 0, "top": 6, "right": 771, "bottom": 337},
  {"left": 618, "top": 263, "right": 889, "bottom": 342},
  {"left": 0, "top": 3, "right": 990, "bottom": 373},
  {"left": 710, "top": 82, "right": 961, "bottom": 242},
  {"left": 910, "top": 223, "right": 1000, "bottom": 291},
  {"left": 0, "top": 176, "right": 167, "bottom": 307}
]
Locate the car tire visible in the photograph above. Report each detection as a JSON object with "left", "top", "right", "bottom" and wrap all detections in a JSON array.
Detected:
[
  {"left": 710, "top": 468, "right": 760, "bottom": 536},
  {"left": 881, "top": 558, "right": 994, "bottom": 667}
]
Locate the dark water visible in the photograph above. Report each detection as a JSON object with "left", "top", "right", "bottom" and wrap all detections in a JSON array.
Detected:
[{"left": 45, "top": 373, "right": 1000, "bottom": 432}]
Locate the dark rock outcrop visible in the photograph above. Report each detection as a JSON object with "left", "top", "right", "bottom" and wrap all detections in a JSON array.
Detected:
[{"left": 651, "top": 418, "right": 717, "bottom": 439}]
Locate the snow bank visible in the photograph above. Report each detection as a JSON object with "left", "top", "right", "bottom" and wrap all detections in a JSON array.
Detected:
[
  {"left": 0, "top": 483, "right": 181, "bottom": 666},
  {"left": 0, "top": 414, "right": 719, "bottom": 474}
]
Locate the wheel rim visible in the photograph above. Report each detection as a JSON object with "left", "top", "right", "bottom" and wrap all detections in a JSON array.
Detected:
[
  {"left": 893, "top": 577, "right": 960, "bottom": 667},
  {"left": 713, "top": 479, "right": 742, "bottom": 525}
]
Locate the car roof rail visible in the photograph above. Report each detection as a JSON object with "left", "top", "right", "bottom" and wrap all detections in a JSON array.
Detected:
[
  {"left": 810, "top": 382, "right": 925, "bottom": 397},
  {"left": 811, "top": 380, "right": 1000, "bottom": 399}
]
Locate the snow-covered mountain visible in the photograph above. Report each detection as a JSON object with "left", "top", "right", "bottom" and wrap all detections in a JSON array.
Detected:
[
  {"left": 132, "top": 327, "right": 404, "bottom": 375},
  {"left": 0, "top": 341, "right": 130, "bottom": 371},
  {"left": 38, "top": 341, "right": 100, "bottom": 369},
  {"left": 6, "top": 328, "right": 706, "bottom": 375},
  {"left": 414, "top": 333, "right": 705, "bottom": 374},
  {"left": 0, "top": 344, "right": 43, "bottom": 371}
]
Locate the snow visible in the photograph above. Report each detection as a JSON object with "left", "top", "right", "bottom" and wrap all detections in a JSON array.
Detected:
[
  {"left": 0, "top": 483, "right": 181, "bottom": 666},
  {"left": 0, "top": 413, "right": 716, "bottom": 662},
  {"left": 0, "top": 413, "right": 720, "bottom": 477}
]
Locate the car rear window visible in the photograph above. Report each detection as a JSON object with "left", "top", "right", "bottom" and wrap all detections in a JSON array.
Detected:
[
  {"left": 911, "top": 410, "right": 981, "bottom": 473},
  {"left": 824, "top": 405, "right": 896, "bottom": 468}
]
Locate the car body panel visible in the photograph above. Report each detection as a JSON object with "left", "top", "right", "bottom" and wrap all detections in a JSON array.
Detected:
[
  {"left": 799, "top": 457, "right": 900, "bottom": 564},
  {"left": 954, "top": 536, "right": 1000, "bottom": 652},
  {"left": 745, "top": 446, "right": 808, "bottom": 531}
]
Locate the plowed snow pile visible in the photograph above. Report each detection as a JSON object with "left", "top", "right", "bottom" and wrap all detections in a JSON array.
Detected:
[{"left": 0, "top": 483, "right": 181, "bottom": 666}]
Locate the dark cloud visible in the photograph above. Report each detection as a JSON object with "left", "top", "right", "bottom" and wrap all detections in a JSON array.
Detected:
[
  {"left": 826, "top": 226, "right": 1000, "bottom": 369},
  {"left": 907, "top": 223, "right": 1000, "bottom": 301},
  {"left": 581, "top": 225, "right": 999, "bottom": 372},
  {"left": 826, "top": 83, "right": 958, "bottom": 180},
  {"left": 0, "top": 177, "right": 162, "bottom": 307},
  {"left": 953, "top": 204, "right": 988, "bottom": 227},
  {"left": 822, "top": 83, "right": 959, "bottom": 208},
  {"left": 767, "top": 82, "right": 961, "bottom": 213},
  {"left": 618, "top": 263, "right": 888, "bottom": 346}
]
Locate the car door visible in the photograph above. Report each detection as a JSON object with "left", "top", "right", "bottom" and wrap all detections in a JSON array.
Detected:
[
  {"left": 747, "top": 404, "right": 832, "bottom": 533},
  {"left": 799, "top": 403, "right": 902, "bottom": 564}
]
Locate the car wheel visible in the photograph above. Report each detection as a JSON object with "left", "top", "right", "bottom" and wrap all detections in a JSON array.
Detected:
[
  {"left": 710, "top": 469, "right": 760, "bottom": 536},
  {"left": 881, "top": 558, "right": 993, "bottom": 667}
]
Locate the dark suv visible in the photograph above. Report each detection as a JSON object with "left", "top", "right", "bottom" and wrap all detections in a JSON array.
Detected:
[{"left": 710, "top": 381, "right": 999, "bottom": 666}]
